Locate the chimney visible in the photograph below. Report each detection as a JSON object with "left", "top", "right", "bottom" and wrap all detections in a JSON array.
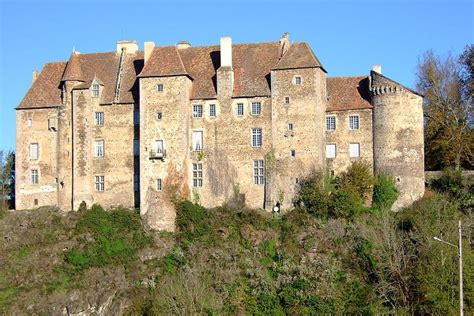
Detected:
[
  {"left": 177, "top": 41, "right": 191, "bottom": 49},
  {"left": 372, "top": 64, "right": 382, "bottom": 74},
  {"left": 280, "top": 32, "right": 290, "bottom": 57},
  {"left": 116, "top": 40, "right": 138, "bottom": 54},
  {"left": 217, "top": 36, "right": 234, "bottom": 98},
  {"left": 220, "top": 36, "right": 232, "bottom": 68},
  {"left": 144, "top": 41, "right": 155, "bottom": 64},
  {"left": 32, "top": 70, "right": 39, "bottom": 83}
]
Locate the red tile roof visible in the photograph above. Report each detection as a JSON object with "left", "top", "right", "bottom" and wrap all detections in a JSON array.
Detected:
[
  {"left": 18, "top": 40, "right": 326, "bottom": 108},
  {"left": 326, "top": 76, "right": 372, "bottom": 111},
  {"left": 17, "top": 62, "right": 66, "bottom": 109}
]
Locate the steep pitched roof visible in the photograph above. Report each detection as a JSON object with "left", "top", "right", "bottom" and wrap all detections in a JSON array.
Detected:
[
  {"left": 139, "top": 46, "right": 188, "bottom": 78},
  {"left": 272, "top": 42, "right": 325, "bottom": 72},
  {"left": 140, "top": 41, "right": 325, "bottom": 99},
  {"left": 17, "top": 62, "right": 66, "bottom": 109},
  {"left": 61, "top": 52, "right": 86, "bottom": 82},
  {"left": 327, "top": 76, "right": 372, "bottom": 111},
  {"left": 370, "top": 70, "right": 423, "bottom": 97}
]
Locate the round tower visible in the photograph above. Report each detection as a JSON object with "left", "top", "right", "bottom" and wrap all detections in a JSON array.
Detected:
[{"left": 370, "top": 68, "right": 424, "bottom": 210}]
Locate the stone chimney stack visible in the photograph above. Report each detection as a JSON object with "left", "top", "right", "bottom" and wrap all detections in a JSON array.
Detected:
[
  {"left": 220, "top": 36, "right": 232, "bottom": 68},
  {"left": 280, "top": 32, "right": 290, "bottom": 57},
  {"left": 217, "top": 36, "right": 234, "bottom": 98},
  {"left": 144, "top": 41, "right": 155, "bottom": 64},
  {"left": 372, "top": 64, "right": 382, "bottom": 74},
  {"left": 32, "top": 70, "right": 39, "bottom": 83},
  {"left": 116, "top": 40, "right": 138, "bottom": 54},
  {"left": 177, "top": 41, "right": 191, "bottom": 49}
]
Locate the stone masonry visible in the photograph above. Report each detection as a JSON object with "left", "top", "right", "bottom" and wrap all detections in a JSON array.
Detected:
[{"left": 16, "top": 35, "right": 424, "bottom": 231}]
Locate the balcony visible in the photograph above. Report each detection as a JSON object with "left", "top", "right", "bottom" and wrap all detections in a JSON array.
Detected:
[{"left": 149, "top": 149, "right": 166, "bottom": 160}]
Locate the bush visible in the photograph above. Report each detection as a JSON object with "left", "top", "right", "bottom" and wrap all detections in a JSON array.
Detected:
[
  {"left": 175, "top": 200, "right": 214, "bottom": 243},
  {"left": 294, "top": 171, "right": 331, "bottom": 218},
  {"left": 335, "top": 160, "right": 374, "bottom": 201},
  {"left": 430, "top": 169, "right": 473, "bottom": 213},
  {"left": 64, "top": 204, "right": 151, "bottom": 270},
  {"left": 372, "top": 174, "right": 399, "bottom": 211},
  {"left": 329, "top": 186, "right": 366, "bottom": 218}
]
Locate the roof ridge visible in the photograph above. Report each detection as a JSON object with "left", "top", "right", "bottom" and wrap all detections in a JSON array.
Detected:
[{"left": 328, "top": 75, "right": 368, "bottom": 79}]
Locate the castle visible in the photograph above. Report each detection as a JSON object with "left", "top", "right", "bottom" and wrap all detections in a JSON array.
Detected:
[{"left": 15, "top": 34, "right": 425, "bottom": 231}]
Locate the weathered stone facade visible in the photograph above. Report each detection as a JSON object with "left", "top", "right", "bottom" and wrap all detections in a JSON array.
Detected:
[{"left": 16, "top": 35, "right": 424, "bottom": 231}]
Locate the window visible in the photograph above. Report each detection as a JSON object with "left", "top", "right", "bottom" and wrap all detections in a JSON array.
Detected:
[
  {"left": 326, "top": 116, "right": 336, "bottom": 131},
  {"left": 95, "top": 176, "right": 105, "bottom": 191},
  {"left": 288, "top": 123, "right": 294, "bottom": 131},
  {"left": 156, "top": 140, "right": 164, "bottom": 153},
  {"left": 290, "top": 149, "right": 296, "bottom": 157},
  {"left": 30, "top": 169, "right": 38, "bottom": 184},
  {"left": 192, "top": 163, "right": 203, "bottom": 187},
  {"left": 30, "top": 143, "right": 38, "bottom": 160},
  {"left": 237, "top": 103, "right": 244, "bottom": 116},
  {"left": 193, "top": 105, "right": 203, "bottom": 118},
  {"left": 294, "top": 76, "right": 302, "bottom": 85},
  {"left": 95, "top": 140, "right": 104, "bottom": 157},
  {"left": 156, "top": 112, "right": 163, "bottom": 120},
  {"left": 156, "top": 178, "right": 162, "bottom": 191},
  {"left": 92, "top": 84, "right": 100, "bottom": 97},
  {"left": 209, "top": 104, "right": 216, "bottom": 117},
  {"left": 349, "top": 143, "right": 360, "bottom": 158},
  {"left": 133, "top": 110, "right": 139, "bottom": 125},
  {"left": 251, "top": 102, "right": 261, "bottom": 116},
  {"left": 251, "top": 128, "right": 262, "bottom": 147},
  {"left": 349, "top": 115, "right": 360, "bottom": 130},
  {"left": 27, "top": 118, "right": 32, "bottom": 127},
  {"left": 134, "top": 175, "right": 139, "bottom": 192},
  {"left": 134, "top": 139, "right": 139, "bottom": 156},
  {"left": 95, "top": 112, "right": 104, "bottom": 126},
  {"left": 326, "top": 144, "right": 336, "bottom": 158},
  {"left": 192, "top": 131, "right": 203, "bottom": 151},
  {"left": 284, "top": 96, "right": 290, "bottom": 104},
  {"left": 253, "top": 160, "right": 264, "bottom": 185},
  {"left": 156, "top": 84, "right": 164, "bottom": 92}
]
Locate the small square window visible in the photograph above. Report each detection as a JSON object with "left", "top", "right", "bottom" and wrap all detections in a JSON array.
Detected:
[
  {"left": 95, "top": 176, "right": 105, "bottom": 191},
  {"left": 251, "top": 128, "right": 262, "bottom": 147},
  {"left": 294, "top": 76, "right": 302, "bottom": 85},
  {"left": 95, "top": 112, "right": 104, "bottom": 126},
  {"left": 193, "top": 105, "right": 203, "bottom": 118},
  {"left": 251, "top": 102, "right": 261, "bottom": 116},
  {"left": 156, "top": 112, "right": 163, "bottom": 120},
  {"left": 95, "top": 140, "right": 104, "bottom": 157},
  {"left": 237, "top": 103, "right": 244, "bottom": 116},
  {"left": 284, "top": 96, "right": 290, "bottom": 104},
  {"left": 326, "top": 116, "right": 336, "bottom": 131},
  {"left": 253, "top": 160, "right": 264, "bottom": 185},
  {"left": 288, "top": 123, "right": 293, "bottom": 131},
  {"left": 157, "top": 178, "right": 162, "bottom": 191},
  {"left": 349, "top": 143, "right": 360, "bottom": 158},
  {"left": 31, "top": 169, "right": 38, "bottom": 184},
  {"left": 290, "top": 149, "right": 296, "bottom": 157},
  {"left": 209, "top": 104, "right": 216, "bottom": 117},
  {"left": 157, "top": 84, "right": 164, "bottom": 92},
  {"left": 92, "top": 84, "right": 100, "bottom": 97},
  {"left": 192, "top": 163, "right": 203, "bottom": 187},
  {"left": 349, "top": 115, "right": 360, "bottom": 130},
  {"left": 30, "top": 143, "right": 39, "bottom": 160},
  {"left": 326, "top": 144, "right": 336, "bottom": 158},
  {"left": 27, "top": 118, "right": 32, "bottom": 127}
]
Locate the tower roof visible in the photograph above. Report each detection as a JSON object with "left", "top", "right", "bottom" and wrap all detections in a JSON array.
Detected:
[{"left": 61, "top": 52, "right": 86, "bottom": 82}]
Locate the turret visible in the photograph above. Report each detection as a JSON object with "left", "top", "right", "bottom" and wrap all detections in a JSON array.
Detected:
[{"left": 370, "top": 67, "right": 424, "bottom": 210}]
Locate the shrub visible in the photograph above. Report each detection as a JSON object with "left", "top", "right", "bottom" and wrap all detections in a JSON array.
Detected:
[
  {"left": 294, "top": 171, "right": 331, "bottom": 218},
  {"left": 372, "top": 174, "right": 399, "bottom": 211},
  {"left": 64, "top": 205, "right": 151, "bottom": 270},
  {"left": 430, "top": 168, "right": 473, "bottom": 213},
  {"left": 329, "top": 186, "right": 366, "bottom": 219},
  {"left": 175, "top": 200, "right": 213, "bottom": 242},
  {"left": 335, "top": 160, "right": 374, "bottom": 201}
]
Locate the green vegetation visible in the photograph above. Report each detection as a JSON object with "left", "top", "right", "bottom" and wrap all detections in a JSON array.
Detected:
[{"left": 0, "top": 164, "right": 472, "bottom": 314}]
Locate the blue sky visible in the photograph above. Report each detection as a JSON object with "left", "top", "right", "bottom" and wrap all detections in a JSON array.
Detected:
[{"left": 0, "top": 0, "right": 472, "bottom": 152}]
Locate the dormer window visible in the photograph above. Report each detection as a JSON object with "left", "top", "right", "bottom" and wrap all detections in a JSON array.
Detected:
[{"left": 92, "top": 84, "right": 100, "bottom": 97}]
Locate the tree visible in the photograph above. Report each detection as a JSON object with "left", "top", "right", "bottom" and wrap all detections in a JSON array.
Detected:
[
  {"left": 0, "top": 150, "right": 15, "bottom": 209},
  {"left": 416, "top": 48, "right": 474, "bottom": 170}
]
